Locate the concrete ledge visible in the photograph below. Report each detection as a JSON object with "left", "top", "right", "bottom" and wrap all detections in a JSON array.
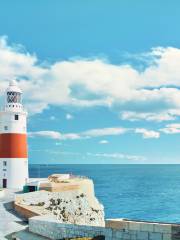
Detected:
[
  {"left": 12, "top": 228, "right": 51, "bottom": 240},
  {"left": 14, "top": 203, "right": 40, "bottom": 220}
]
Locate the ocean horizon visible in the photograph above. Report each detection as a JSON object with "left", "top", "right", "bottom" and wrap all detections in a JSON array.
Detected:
[{"left": 29, "top": 164, "right": 180, "bottom": 224}]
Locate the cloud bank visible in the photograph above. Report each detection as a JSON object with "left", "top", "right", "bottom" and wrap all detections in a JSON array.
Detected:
[
  {"left": 29, "top": 126, "right": 160, "bottom": 140},
  {"left": 135, "top": 128, "right": 160, "bottom": 139},
  {"left": 161, "top": 123, "right": 180, "bottom": 134},
  {"left": 29, "top": 127, "right": 127, "bottom": 140},
  {"left": 1, "top": 37, "right": 180, "bottom": 121}
]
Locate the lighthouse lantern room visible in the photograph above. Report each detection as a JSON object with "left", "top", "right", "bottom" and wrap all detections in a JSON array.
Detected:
[{"left": 0, "top": 80, "right": 28, "bottom": 189}]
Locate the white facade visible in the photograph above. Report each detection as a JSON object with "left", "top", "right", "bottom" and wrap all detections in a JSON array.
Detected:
[
  {"left": 0, "top": 158, "right": 28, "bottom": 189},
  {"left": 0, "top": 80, "right": 29, "bottom": 189}
]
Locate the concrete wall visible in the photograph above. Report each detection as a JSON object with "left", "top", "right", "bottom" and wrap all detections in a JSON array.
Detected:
[{"left": 29, "top": 216, "right": 180, "bottom": 240}]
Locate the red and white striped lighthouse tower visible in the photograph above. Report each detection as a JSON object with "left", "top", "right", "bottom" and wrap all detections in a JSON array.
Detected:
[{"left": 0, "top": 80, "right": 28, "bottom": 189}]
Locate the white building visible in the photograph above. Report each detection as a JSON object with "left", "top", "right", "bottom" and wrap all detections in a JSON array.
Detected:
[{"left": 0, "top": 80, "right": 28, "bottom": 189}]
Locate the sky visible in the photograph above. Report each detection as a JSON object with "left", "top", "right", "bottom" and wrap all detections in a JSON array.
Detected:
[{"left": 0, "top": 0, "right": 180, "bottom": 164}]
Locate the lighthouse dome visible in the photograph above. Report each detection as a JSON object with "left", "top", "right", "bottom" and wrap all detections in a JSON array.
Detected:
[
  {"left": 4, "top": 80, "right": 25, "bottom": 113},
  {"left": 6, "top": 80, "right": 22, "bottom": 94},
  {"left": 9, "top": 79, "right": 17, "bottom": 86}
]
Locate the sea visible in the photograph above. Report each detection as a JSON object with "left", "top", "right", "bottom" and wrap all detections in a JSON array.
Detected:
[{"left": 29, "top": 164, "right": 180, "bottom": 224}]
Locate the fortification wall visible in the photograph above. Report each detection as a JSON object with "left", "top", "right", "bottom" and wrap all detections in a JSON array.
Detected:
[
  {"left": 106, "top": 219, "right": 175, "bottom": 240},
  {"left": 29, "top": 216, "right": 107, "bottom": 240},
  {"left": 29, "top": 216, "right": 180, "bottom": 240}
]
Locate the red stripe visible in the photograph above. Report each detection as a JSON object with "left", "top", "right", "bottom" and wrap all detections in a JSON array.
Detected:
[{"left": 0, "top": 133, "right": 28, "bottom": 158}]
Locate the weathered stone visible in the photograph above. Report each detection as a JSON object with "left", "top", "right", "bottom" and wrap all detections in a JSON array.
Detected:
[
  {"left": 128, "top": 222, "right": 141, "bottom": 231},
  {"left": 106, "top": 220, "right": 129, "bottom": 230},
  {"left": 104, "top": 228, "right": 113, "bottom": 237},
  {"left": 149, "top": 232, "right": 163, "bottom": 240},
  {"left": 16, "top": 190, "right": 105, "bottom": 227},
  {"left": 130, "top": 233, "right": 137, "bottom": 240},
  {"left": 137, "top": 231, "right": 149, "bottom": 240},
  {"left": 163, "top": 233, "right": 172, "bottom": 240},
  {"left": 123, "top": 232, "right": 131, "bottom": 240},
  {"left": 154, "top": 224, "right": 172, "bottom": 234},
  {"left": 140, "top": 222, "right": 154, "bottom": 232},
  {"left": 172, "top": 225, "right": 180, "bottom": 239},
  {"left": 114, "top": 230, "right": 123, "bottom": 238}
]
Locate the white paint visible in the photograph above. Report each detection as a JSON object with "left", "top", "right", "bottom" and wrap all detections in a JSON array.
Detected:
[
  {"left": 0, "top": 189, "right": 5, "bottom": 198},
  {"left": 26, "top": 178, "right": 48, "bottom": 187},
  {"left": 0, "top": 111, "right": 27, "bottom": 134},
  {"left": 0, "top": 158, "right": 28, "bottom": 189},
  {"left": 0, "top": 81, "right": 29, "bottom": 189}
]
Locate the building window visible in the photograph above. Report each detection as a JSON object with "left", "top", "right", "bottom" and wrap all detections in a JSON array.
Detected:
[
  {"left": 3, "top": 161, "right": 7, "bottom": 167},
  {"left": 4, "top": 126, "right": 8, "bottom": 131},
  {"left": 15, "top": 114, "right": 19, "bottom": 120}
]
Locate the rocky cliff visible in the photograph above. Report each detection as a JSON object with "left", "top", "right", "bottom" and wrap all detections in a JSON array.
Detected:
[{"left": 15, "top": 179, "right": 105, "bottom": 227}]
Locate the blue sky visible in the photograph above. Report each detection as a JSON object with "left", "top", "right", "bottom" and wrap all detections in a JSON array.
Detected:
[{"left": 1, "top": 0, "right": 180, "bottom": 163}]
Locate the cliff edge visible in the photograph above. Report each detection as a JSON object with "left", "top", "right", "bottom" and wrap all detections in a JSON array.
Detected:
[{"left": 15, "top": 177, "right": 105, "bottom": 227}]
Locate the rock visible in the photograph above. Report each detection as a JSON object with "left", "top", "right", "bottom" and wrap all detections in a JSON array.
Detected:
[
  {"left": 48, "top": 174, "right": 70, "bottom": 183},
  {"left": 16, "top": 190, "right": 105, "bottom": 227}
]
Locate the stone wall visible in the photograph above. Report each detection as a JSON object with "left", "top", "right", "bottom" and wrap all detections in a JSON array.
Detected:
[
  {"left": 29, "top": 216, "right": 180, "bottom": 240},
  {"left": 106, "top": 219, "right": 174, "bottom": 240},
  {"left": 29, "top": 216, "right": 107, "bottom": 240}
]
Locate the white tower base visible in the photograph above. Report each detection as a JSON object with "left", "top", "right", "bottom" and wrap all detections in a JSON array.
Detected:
[{"left": 0, "top": 158, "right": 28, "bottom": 189}]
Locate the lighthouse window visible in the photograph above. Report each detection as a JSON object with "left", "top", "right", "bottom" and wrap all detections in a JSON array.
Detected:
[
  {"left": 15, "top": 114, "right": 19, "bottom": 120},
  {"left": 7, "top": 91, "right": 21, "bottom": 103},
  {"left": 4, "top": 126, "right": 8, "bottom": 130},
  {"left": 3, "top": 161, "right": 7, "bottom": 167}
]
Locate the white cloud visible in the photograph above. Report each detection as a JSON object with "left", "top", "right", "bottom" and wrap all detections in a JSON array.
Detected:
[
  {"left": 135, "top": 128, "right": 160, "bottom": 139},
  {"left": 161, "top": 123, "right": 180, "bottom": 134},
  {"left": 86, "top": 152, "right": 146, "bottom": 161},
  {"left": 62, "top": 133, "right": 81, "bottom": 140},
  {"left": 66, "top": 113, "right": 73, "bottom": 120},
  {"left": 29, "top": 127, "right": 126, "bottom": 141},
  {"left": 82, "top": 127, "right": 127, "bottom": 137},
  {"left": 31, "top": 149, "right": 146, "bottom": 162},
  {"left": 29, "top": 131, "right": 62, "bottom": 139},
  {"left": 1, "top": 37, "right": 180, "bottom": 121},
  {"left": 29, "top": 131, "right": 81, "bottom": 140},
  {"left": 29, "top": 126, "right": 161, "bottom": 140},
  {"left": 121, "top": 111, "right": 176, "bottom": 122},
  {"left": 99, "top": 140, "right": 109, "bottom": 144}
]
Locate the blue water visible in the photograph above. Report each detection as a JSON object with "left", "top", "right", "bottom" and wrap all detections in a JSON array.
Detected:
[{"left": 29, "top": 164, "right": 180, "bottom": 223}]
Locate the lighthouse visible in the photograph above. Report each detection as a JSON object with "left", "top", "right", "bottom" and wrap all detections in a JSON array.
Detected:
[{"left": 0, "top": 80, "right": 28, "bottom": 189}]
